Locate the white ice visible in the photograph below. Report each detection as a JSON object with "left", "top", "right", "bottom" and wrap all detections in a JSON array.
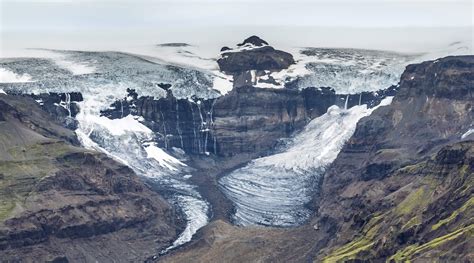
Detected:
[
  {"left": 53, "top": 56, "right": 96, "bottom": 75},
  {"left": 0, "top": 68, "right": 33, "bottom": 83},
  {"left": 144, "top": 142, "right": 186, "bottom": 171},
  {"left": 461, "top": 128, "right": 474, "bottom": 139}
]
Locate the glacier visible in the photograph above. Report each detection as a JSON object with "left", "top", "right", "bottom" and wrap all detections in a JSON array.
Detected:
[
  {"left": 0, "top": 41, "right": 466, "bottom": 248},
  {"left": 219, "top": 97, "right": 394, "bottom": 226}
]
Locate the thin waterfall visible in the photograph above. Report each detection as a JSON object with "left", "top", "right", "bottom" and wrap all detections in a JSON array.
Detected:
[
  {"left": 189, "top": 101, "right": 199, "bottom": 153},
  {"left": 197, "top": 102, "right": 206, "bottom": 154},
  {"left": 64, "top": 93, "right": 72, "bottom": 117},
  {"left": 344, "top": 94, "right": 349, "bottom": 110},
  {"left": 160, "top": 111, "right": 168, "bottom": 149},
  {"left": 176, "top": 102, "right": 184, "bottom": 149},
  {"left": 213, "top": 136, "right": 217, "bottom": 155}
]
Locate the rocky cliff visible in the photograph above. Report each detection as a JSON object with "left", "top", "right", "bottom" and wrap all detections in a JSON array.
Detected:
[
  {"left": 314, "top": 55, "right": 473, "bottom": 261},
  {"left": 0, "top": 94, "right": 180, "bottom": 262},
  {"left": 102, "top": 85, "right": 395, "bottom": 158}
]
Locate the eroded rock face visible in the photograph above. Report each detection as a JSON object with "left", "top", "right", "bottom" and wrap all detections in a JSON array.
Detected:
[
  {"left": 102, "top": 86, "right": 395, "bottom": 157},
  {"left": 0, "top": 94, "right": 179, "bottom": 262},
  {"left": 218, "top": 46, "right": 295, "bottom": 74},
  {"left": 29, "top": 92, "right": 83, "bottom": 130}
]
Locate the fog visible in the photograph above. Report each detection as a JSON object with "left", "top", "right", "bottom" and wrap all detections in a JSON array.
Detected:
[{"left": 1, "top": 0, "right": 472, "bottom": 57}]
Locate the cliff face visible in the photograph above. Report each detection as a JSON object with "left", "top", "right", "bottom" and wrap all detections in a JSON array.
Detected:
[
  {"left": 163, "top": 56, "right": 474, "bottom": 262},
  {"left": 0, "top": 94, "right": 179, "bottom": 262},
  {"left": 102, "top": 86, "right": 394, "bottom": 158},
  {"left": 315, "top": 55, "right": 474, "bottom": 262}
]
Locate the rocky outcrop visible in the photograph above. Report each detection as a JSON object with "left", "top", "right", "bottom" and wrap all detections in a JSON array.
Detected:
[
  {"left": 102, "top": 86, "right": 395, "bottom": 158},
  {"left": 29, "top": 92, "right": 83, "bottom": 130},
  {"left": 0, "top": 94, "right": 180, "bottom": 262},
  {"left": 217, "top": 36, "right": 295, "bottom": 88}
]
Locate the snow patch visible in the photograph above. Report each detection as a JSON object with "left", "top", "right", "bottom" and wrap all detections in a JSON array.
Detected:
[
  {"left": 212, "top": 71, "right": 233, "bottom": 95},
  {"left": 144, "top": 142, "right": 186, "bottom": 171},
  {"left": 87, "top": 114, "right": 152, "bottom": 136}
]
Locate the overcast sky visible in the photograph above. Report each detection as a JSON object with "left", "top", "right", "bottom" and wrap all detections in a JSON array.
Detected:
[
  {"left": 1, "top": 0, "right": 472, "bottom": 30},
  {"left": 0, "top": 0, "right": 472, "bottom": 55}
]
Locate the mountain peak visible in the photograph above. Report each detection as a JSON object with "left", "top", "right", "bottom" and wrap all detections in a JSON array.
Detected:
[{"left": 237, "top": 35, "right": 269, "bottom": 47}]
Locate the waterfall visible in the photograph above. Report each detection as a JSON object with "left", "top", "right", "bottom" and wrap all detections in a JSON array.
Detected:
[
  {"left": 60, "top": 93, "right": 72, "bottom": 117},
  {"left": 189, "top": 101, "right": 198, "bottom": 153},
  {"left": 359, "top": 93, "right": 362, "bottom": 106},
  {"left": 213, "top": 136, "right": 217, "bottom": 155},
  {"left": 344, "top": 94, "right": 349, "bottom": 110},
  {"left": 175, "top": 102, "right": 184, "bottom": 149},
  {"left": 160, "top": 111, "right": 168, "bottom": 149},
  {"left": 197, "top": 102, "right": 204, "bottom": 154},
  {"left": 120, "top": 100, "right": 124, "bottom": 118}
]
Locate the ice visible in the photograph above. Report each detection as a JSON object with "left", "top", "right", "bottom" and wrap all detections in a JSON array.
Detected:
[
  {"left": 294, "top": 48, "right": 418, "bottom": 94},
  {"left": 160, "top": 195, "right": 209, "bottom": 254},
  {"left": 74, "top": 90, "right": 209, "bottom": 251},
  {"left": 144, "top": 142, "right": 186, "bottom": 171},
  {"left": 219, "top": 97, "right": 394, "bottom": 226},
  {"left": 0, "top": 68, "right": 33, "bottom": 83},
  {"left": 88, "top": 114, "right": 153, "bottom": 136},
  {"left": 0, "top": 89, "right": 6, "bottom": 95},
  {"left": 53, "top": 56, "right": 96, "bottom": 75},
  {"left": 0, "top": 52, "right": 211, "bottom": 252},
  {"left": 461, "top": 129, "right": 474, "bottom": 139}
]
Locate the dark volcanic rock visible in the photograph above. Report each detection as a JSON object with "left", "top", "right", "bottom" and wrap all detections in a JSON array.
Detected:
[
  {"left": 102, "top": 85, "right": 396, "bottom": 157},
  {"left": 102, "top": 89, "right": 218, "bottom": 155},
  {"left": 397, "top": 56, "right": 474, "bottom": 100},
  {"left": 217, "top": 37, "right": 295, "bottom": 88},
  {"left": 29, "top": 92, "right": 83, "bottom": 130},
  {"left": 218, "top": 46, "right": 295, "bottom": 74},
  {"left": 237, "top": 35, "right": 269, "bottom": 47}
]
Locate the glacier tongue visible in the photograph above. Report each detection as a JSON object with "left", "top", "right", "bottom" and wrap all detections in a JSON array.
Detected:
[
  {"left": 219, "top": 97, "right": 393, "bottom": 227},
  {"left": 74, "top": 88, "right": 210, "bottom": 253},
  {"left": 0, "top": 51, "right": 213, "bottom": 253}
]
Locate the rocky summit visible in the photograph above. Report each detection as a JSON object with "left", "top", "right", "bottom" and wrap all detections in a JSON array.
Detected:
[{"left": 217, "top": 36, "right": 295, "bottom": 88}]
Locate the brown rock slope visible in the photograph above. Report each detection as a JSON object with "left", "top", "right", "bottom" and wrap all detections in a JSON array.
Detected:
[
  {"left": 0, "top": 94, "right": 179, "bottom": 262},
  {"left": 163, "top": 56, "right": 473, "bottom": 262}
]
